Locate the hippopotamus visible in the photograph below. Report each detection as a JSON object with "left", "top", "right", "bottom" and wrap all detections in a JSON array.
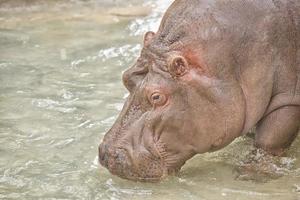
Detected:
[{"left": 98, "top": 0, "right": 300, "bottom": 182}]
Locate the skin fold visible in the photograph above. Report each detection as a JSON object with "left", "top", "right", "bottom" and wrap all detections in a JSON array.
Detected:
[{"left": 98, "top": 0, "right": 300, "bottom": 182}]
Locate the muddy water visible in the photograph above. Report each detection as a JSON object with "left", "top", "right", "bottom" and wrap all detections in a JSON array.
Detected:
[{"left": 0, "top": 1, "right": 299, "bottom": 199}]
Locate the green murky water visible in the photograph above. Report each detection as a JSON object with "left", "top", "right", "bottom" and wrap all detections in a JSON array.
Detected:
[{"left": 0, "top": 1, "right": 300, "bottom": 199}]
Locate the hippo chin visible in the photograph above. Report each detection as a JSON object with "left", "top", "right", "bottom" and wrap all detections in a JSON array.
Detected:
[{"left": 99, "top": 0, "right": 300, "bottom": 182}]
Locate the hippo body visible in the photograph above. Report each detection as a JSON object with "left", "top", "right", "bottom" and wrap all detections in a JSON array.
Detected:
[{"left": 99, "top": 0, "right": 300, "bottom": 181}]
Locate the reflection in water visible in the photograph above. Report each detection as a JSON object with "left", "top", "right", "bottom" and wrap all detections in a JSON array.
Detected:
[{"left": 0, "top": 0, "right": 299, "bottom": 199}]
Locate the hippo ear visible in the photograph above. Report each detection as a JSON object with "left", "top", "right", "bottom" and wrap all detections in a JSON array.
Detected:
[
  {"left": 167, "top": 55, "right": 188, "bottom": 77},
  {"left": 144, "top": 31, "right": 155, "bottom": 47}
]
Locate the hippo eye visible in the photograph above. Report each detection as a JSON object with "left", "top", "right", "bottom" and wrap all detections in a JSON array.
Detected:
[{"left": 149, "top": 92, "right": 167, "bottom": 107}]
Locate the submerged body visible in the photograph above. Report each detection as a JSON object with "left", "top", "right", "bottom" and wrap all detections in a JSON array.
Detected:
[{"left": 99, "top": 0, "right": 300, "bottom": 181}]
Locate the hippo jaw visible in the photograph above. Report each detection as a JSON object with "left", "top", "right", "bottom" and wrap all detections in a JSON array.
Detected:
[
  {"left": 99, "top": 131, "right": 183, "bottom": 182},
  {"left": 98, "top": 136, "right": 183, "bottom": 182},
  {"left": 98, "top": 143, "right": 168, "bottom": 182}
]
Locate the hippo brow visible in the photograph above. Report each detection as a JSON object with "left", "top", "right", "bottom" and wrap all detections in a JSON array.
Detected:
[
  {"left": 146, "top": 52, "right": 168, "bottom": 72},
  {"left": 142, "top": 47, "right": 167, "bottom": 65},
  {"left": 146, "top": 44, "right": 169, "bottom": 56}
]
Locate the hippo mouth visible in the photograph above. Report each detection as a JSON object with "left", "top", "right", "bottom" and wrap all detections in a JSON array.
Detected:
[{"left": 98, "top": 141, "right": 169, "bottom": 182}]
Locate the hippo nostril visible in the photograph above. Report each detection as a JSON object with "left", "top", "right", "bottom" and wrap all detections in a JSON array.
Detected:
[
  {"left": 98, "top": 143, "right": 110, "bottom": 167},
  {"left": 98, "top": 144, "right": 105, "bottom": 161},
  {"left": 98, "top": 145, "right": 103, "bottom": 160}
]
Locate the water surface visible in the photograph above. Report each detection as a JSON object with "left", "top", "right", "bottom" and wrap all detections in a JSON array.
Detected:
[{"left": 0, "top": 1, "right": 300, "bottom": 199}]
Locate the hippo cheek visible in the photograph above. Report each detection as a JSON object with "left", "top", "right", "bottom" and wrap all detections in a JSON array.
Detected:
[{"left": 134, "top": 152, "right": 165, "bottom": 181}]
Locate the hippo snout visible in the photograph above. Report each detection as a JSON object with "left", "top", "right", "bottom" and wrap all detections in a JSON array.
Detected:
[
  {"left": 99, "top": 140, "right": 167, "bottom": 181},
  {"left": 98, "top": 143, "right": 135, "bottom": 178}
]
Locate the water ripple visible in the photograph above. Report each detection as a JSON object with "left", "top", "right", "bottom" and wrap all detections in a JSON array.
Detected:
[
  {"left": 70, "top": 44, "right": 141, "bottom": 69},
  {"left": 128, "top": 0, "right": 172, "bottom": 36},
  {"left": 31, "top": 98, "right": 77, "bottom": 113}
]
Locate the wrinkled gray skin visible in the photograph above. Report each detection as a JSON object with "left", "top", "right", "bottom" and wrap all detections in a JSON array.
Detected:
[{"left": 99, "top": 0, "right": 300, "bottom": 182}]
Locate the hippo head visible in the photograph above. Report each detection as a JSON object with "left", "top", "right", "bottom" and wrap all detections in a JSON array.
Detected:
[{"left": 99, "top": 0, "right": 247, "bottom": 182}]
